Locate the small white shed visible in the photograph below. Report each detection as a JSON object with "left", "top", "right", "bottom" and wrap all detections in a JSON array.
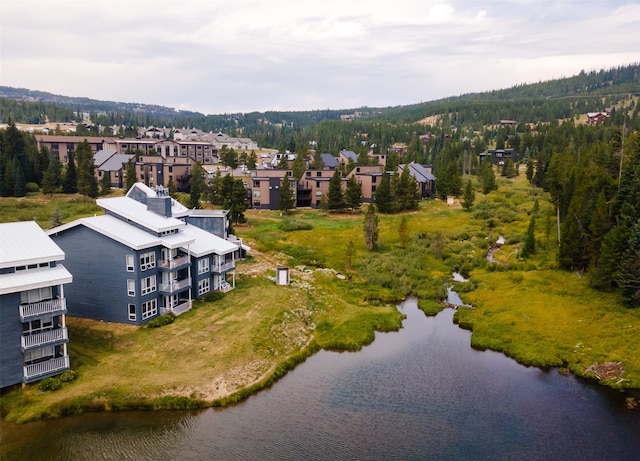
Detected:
[{"left": 276, "top": 267, "right": 290, "bottom": 286}]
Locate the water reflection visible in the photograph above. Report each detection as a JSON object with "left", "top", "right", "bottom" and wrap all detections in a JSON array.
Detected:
[{"left": 2, "top": 298, "right": 639, "bottom": 460}]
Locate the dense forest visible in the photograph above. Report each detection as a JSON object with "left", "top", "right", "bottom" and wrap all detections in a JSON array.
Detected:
[{"left": 2, "top": 64, "right": 640, "bottom": 305}]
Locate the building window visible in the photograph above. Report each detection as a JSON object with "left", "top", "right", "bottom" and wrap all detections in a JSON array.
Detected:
[
  {"left": 316, "top": 191, "right": 323, "bottom": 197},
  {"left": 126, "top": 254, "right": 135, "bottom": 272},
  {"left": 127, "top": 279, "right": 136, "bottom": 296},
  {"left": 306, "top": 171, "right": 311, "bottom": 177},
  {"left": 128, "top": 304, "right": 136, "bottom": 321},
  {"left": 316, "top": 172, "right": 322, "bottom": 177},
  {"left": 253, "top": 181, "right": 260, "bottom": 187},
  {"left": 372, "top": 176, "right": 377, "bottom": 183},
  {"left": 253, "top": 200, "right": 261, "bottom": 207},
  {"left": 198, "top": 278, "right": 210, "bottom": 296},
  {"left": 20, "top": 286, "right": 52, "bottom": 304},
  {"left": 316, "top": 181, "right": 321, "bottom": 188},
  {"left": 23, "top": 317, "right": 54, "bottom": 336},
  {"left": 142, "top": 299, "right": 157, "bottom": 320},
  {"left": 24, "top": 346, "right": 55, "bottom": 365},
  {"left": 140, "top": 251, "right": 155, "bottom": 271},
  {"left": 141, "top": 275, "right": 157, "bottom": 295},
  {"left": 372, "top": 185, "right": 377, "bottom": 192},
  {"left": 198, "top": 258, "right": 210, "bottom": 275},
  {"left": 253, "top": 190, "right": 261, "bottom": 197}
]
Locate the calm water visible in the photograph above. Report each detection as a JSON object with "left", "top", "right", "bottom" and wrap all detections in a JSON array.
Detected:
[{"left": 2, "top": 298, "right": 640, "bottom": 460}]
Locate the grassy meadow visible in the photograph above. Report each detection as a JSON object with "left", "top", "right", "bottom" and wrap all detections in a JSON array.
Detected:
[{"left": 2, "top": 171, "right": 640, "bottom": 422}]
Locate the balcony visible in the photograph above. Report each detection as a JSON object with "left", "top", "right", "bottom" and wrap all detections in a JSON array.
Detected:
[
  {"left": 20, "top": 298, "right": 67, "bottom": 322},
  {"left": 21, "top": 328, "right": 68, "bottom": 352},
  {"left": 212, "top": 261, "right": 235, "bottom": 273},
  {"left": 158, "top": 255, "right": 190, "bottom": 270},
  {"left": 24, "top": 356, "right": 70, "bottom": 383},
  {"left": 159, "top": 278, "right": 192, "bottom": 294}
]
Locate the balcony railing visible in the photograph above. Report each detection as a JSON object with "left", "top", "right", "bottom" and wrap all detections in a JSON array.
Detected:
[
  {"left": 158, "top": 255, "right": 190, "bottom": 270},
  {"left": 219, "top": 281, "right": 233, "bottom": 293},
  {"left": 21, "top": 328, "right": 68, "bottom": 352},
  {"left": 20, "top": 298, "right": 67, "bottom": 322},
  {"left": 172, "top": 300, "right": 192, "bottom": 316},
  {"left": 24, "top": 356, "right": 70, "bottom": 382},
  {"left": 159, "top": 278, "right": 191, "bottom": 294},
  {"left": 213, "top": 261, "right": 235, "bottom": 273}
]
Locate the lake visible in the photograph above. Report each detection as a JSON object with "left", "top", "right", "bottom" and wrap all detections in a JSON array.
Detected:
[{"left": 2, "top": 297, "right": 639, "bottom": 460}]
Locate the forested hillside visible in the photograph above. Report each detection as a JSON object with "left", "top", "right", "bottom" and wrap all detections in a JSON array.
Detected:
[{"left": 2, "top": 64, "right": 640, "bottom": 306}]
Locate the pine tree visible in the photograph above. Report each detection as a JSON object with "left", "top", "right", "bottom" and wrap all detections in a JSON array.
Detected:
[
  {"left": 125, "top": 159, "right": 137, "bottom": 191},
  {"left": 521, "top": 216, "right": 536, "bottom": 258},
  {"left": 374, "top": 172, "right": 393, "bottom": 213},
  {"left": 345, "top": 175, "right": 363, "bottom": 211},
  {"left": 614, "top": 220, "right": 640, "bottom": 307},
  {"left": 42, "top": 161, "right": 58, "bottom": 196},
  {"left": 462, "top": 179, "right": 475, "bottom": 211},
  {"left": 62, "top": 151, "right": 77, "bottom": 193},
  {"left": 167, "top": 177, "right": 178, "bottom": 199},
  {"left": 189, "top": 161, "right": 205, "bottom": 209},
  {"left": 48, "top": 206, "right": 63, "bottom": 229},
  {"left": 279, "top": 175, "right": 295, "bottom": 213},
  {"left": 76, "top": 140, "right": 98, "bottom": 197},
  {"left": 363, "top": 203, "right": 379, "bottom": 251},
  {"left": 327, "top": 170, "right": 346, "bottom": 211},
  {"left": 99, "top": 172, "right": 111, "bottom": 196},
  {"left": 292, "top": 152, "right": 306, "bottom": 181},
  {"left": 398, "top": 215, "right": 409, "bottom": 248}
]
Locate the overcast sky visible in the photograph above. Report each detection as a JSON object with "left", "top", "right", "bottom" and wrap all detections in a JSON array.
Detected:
[{"left": 1, "top": 1, "right": 639, "bottom": 115}]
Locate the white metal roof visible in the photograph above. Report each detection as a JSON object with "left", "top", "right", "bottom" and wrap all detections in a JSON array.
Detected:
[
  {"left": 181, "top": 223, "right": 238, "bottom": 257},
  {"left": 0, "top": 264, "right": 73, "bottom": 295},
  {"left": 97, "top": 196, "right": 185, "bottom": 234},
  {"left": 48, "top": 215, "right": 163, "bottom": 251},
  {"left": 0, "top": 221, "right": 65, "bottom": 269}
]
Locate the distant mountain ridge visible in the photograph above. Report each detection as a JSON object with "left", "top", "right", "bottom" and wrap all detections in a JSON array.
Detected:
[{"left": 1, "top": 63, "right": 639, "bottom": 130}]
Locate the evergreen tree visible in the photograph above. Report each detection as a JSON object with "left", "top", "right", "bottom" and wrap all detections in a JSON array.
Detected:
[
  {"left": 189, "top": 161, "right": 206, "bottom": 209},
  {"left": 345, "top": 175, "right": 363, "bottom": 211},
  {"left": 374, "top": 172, "right": 393, "bottom": 213},
  {"left": 462, "top": 179, "right": 475, "bottom": 211},
  {"left": 167, "top": 176, "right": 178, "bottom": 199},
  {"left": 62, "top": 151, "right": 77, "bottom": 194},
  {"left": 125, "top": 159, "right": 137, "bottom": 191},
  {"left": 99, "top": 172, "right": 111, "bottom": 196},
  {"left": 614, "top": 220, "right": 640, "bottom": 307},
  {"left": 292, "top": 151, "right": 306, "bottom": 181},
  {"left": 394, "top": 166, "right": 419, "bottom": 211},
  {"left": 363, "top": 203, "right": 379, "bottom": 251},
  {"left": 279, "top": 175, "right": 295, "bottom": 213},
  {"left": 76, "top": 140, "right": 98, "bottom": 197},
  {"left": 13, "top": 164, "right": 26, "bottom": 197},
  {"left": 521, "top": 215, "right": 536, "bottom": 258},
  {"left": 42, "top": 161, "right": 58, "bottom": 196},
  {"left": 48, "top": 206, "right": 63, "bottom": 229},
  {"left": 327, "top": 169, "right": 346, "bottom": 211},
  {"left": 526, "top": 157, "right": 535, "bottom": 184},
  {"left": 479, "top": 161, "right": 497, "bottom": 194},
  {"left": 398, "top": 215, "right": 409, "bottom": 248},
  {"left": 209, "top": 169, "right": 223, "bottom": 205},
  {"left": 278, "top": 152, "right": 288, "bottom": 169},
  {"left": 229, "top": 178, "right": 248, "bottom": 224},
  {"left": 247, "top": 150, "right": 258, "bottom": 169}
]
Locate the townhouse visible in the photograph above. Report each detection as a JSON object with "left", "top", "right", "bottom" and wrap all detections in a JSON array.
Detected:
[
  {"left": 47, "top": 183, "right": 241, "bottom": 325},
  {"left": 0, "top": 221, "right": 73, "bottom": 388}
]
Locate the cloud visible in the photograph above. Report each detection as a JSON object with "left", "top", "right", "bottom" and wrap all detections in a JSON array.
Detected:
[{"left": 0, "top": 0, "right": 638, "bottom": 114}]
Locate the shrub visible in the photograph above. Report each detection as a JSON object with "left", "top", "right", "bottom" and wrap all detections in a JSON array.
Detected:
[
  {"left": 144, "top": 313, "right": 175, "bottom": 328},
  {"left": 38, "top": 377, "right": 61, "bottom": 392},
  {"left": 26, "top": 182, "right": 40, "bottom": 193},
  {"left": 279, "top": 219, "right": 313, "bottom": 232},
  {"left": 203, "top": 291, "right": 225, "bottom": 302},
  {"left": 59, "top": 370, "right": 77, "bottom": 382}
]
